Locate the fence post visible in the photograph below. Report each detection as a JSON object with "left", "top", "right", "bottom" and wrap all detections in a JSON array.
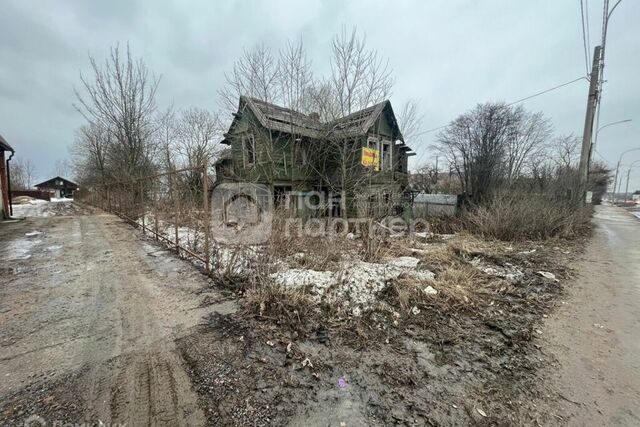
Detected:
[
  {"left": 154, "top": 188, "right": 159, "bottom": 241},
  {"left": 140, "top": 179, "right": 145, "bottom": 235},
  {"left": 203, "top": 160, "right": 210, "bottom": 274},
  {"left": 172, "top": 170, "right": 180, "bottom": 253}
]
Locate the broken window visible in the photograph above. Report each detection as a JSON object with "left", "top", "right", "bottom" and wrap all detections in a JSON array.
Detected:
[
  {"left": 381, "top": 141, "right": 392, "bottom": 171},
  {"left": 243, "top": 134, "right": 256, "bottom": 167},
  {"left": 294, "top": 138, "right": 308, "bottom": 166}
]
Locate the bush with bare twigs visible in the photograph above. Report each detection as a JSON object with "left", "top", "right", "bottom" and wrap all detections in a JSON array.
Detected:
[{"left": 464, "top": 192, "right": 592, "bottom": 241}]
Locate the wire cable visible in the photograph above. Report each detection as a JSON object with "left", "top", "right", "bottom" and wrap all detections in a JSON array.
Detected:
[
  {"left": 580, "top": 0, "right": 591, "bottom": 74},
  {"left": 585, "top": 0, "right": 592, "bottom": 64},
  {"left": 411, "top": 76, "right": 588, "bottom": 166},
  {"left": 413, "top": 76, "right": 587, "bottom": 140}
]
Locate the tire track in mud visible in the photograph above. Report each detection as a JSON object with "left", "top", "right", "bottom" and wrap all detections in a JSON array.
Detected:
[
  {"left": 0, "top": 210, "right": 226, "bottom": 426},
  {"left": 76, "top": 214, "right": 209, "bottom": 426}
]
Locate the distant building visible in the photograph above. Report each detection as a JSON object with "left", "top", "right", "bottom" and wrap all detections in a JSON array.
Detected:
[
  {"left": 34, "top": 176, "right": 79, "bottom": 198},
  {"left": 0, "top": 134, "right": 15, "bottom": 219}
]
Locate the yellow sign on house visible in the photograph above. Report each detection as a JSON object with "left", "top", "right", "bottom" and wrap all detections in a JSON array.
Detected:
[{"left": 361, "top": 147, "right": 380, "bottom": 171}]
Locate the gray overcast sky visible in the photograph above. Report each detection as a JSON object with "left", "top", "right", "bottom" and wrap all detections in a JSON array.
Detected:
[{"left": 1, "top": 0, "right": 639, "bottom": 189}]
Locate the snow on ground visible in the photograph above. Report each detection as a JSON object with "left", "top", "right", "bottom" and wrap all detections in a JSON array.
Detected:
[
  {"left": 271, "top": 256, "right": 435, "bottom": 313},
  {"left": 133, "top": 212, "right": 441, "bottom": 314},
  {"left": 469, "top": 257, "right": 524, "bottom": 283},
  {"left": 1, "top": 230, "right": 44, "bottom": 261},
  {"left": 11, "top": 198, "right": 73, "bottom": 218}
]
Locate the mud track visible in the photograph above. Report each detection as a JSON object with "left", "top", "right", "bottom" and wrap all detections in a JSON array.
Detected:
[{"left": 0, "top": 203, "right": 235, "bottom": 426}]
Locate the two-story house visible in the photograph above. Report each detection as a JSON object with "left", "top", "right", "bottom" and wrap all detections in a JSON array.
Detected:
[{"left": 215, "top": 96, "right": 415, "bottom": 218}]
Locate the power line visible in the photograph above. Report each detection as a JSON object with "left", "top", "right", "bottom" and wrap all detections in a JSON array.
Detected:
[
  {"left": 412, "top": 76, "right": 587, "bottom": 140},
  {"left": 411, "top": 76, "right": 588, "bottom": 166},
  {"left": 585, "top": 0, "right": 592, "bottom": 64},
  {"left": 580, "top": 0, "right": 591, "bottom": 74},
  {"left": 505, "top": 76, "right": 587, "bottom": 106}
]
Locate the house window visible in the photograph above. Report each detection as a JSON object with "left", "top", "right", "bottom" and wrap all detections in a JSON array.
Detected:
[
  {"left": 294, "top": 139, "right": 308, "bottom": 166},
  {"left": 243, "top": 134, "right": 256, "bottom": 167},
  {"left": 381, "top": 141, "right": 392, "bottom": 171}
]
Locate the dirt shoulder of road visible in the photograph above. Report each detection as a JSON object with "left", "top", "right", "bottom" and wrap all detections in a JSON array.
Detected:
[{"left": 177, "top": 231, "right": 590, "bottom": 426}]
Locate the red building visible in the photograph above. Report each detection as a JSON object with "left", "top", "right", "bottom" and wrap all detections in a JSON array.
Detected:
[{"left": 1, "top": 134, "right": 16, "bottom": 219}]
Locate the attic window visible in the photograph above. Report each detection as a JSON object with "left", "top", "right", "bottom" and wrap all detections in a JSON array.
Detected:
[{"left": 243, "top": 134, "right": 256, "bottom": 166}]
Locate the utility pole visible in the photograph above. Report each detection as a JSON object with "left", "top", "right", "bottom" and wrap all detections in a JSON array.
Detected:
[
  {"left": 578, "top": 45, "right": 602, "bottom": 198},
  {"left": 624, "top": 168, "right": 631, "bottom": 203}
]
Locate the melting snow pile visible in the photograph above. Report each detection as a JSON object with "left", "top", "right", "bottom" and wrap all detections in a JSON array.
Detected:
[{"left": 270, "top": 256, "right": 435, "bottom": 313}]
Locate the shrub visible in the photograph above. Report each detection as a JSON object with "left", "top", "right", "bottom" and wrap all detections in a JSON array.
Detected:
[{"left": 464, "top": 192, "right": 592, "bottom": 241}]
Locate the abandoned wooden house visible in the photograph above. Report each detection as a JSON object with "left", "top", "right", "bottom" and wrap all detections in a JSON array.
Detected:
[
  {"left": 214, "top": 96, "right": 415, "bottom": 217},
  {"left": 35, "top": 176, "right": 79, "bottom": 199}
]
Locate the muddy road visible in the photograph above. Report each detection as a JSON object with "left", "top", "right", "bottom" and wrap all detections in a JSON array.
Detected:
[
  {"left": 540, "top": 205, "right": 640, "bottom": 425},
  {"left": 0, "top": 202, "right": 235, "bottom": 426},
  {"left": 2, "top": 201, "right": 639, "bottom": 426}
]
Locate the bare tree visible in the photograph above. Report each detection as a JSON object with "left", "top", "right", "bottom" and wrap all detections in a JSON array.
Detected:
[
  {"left": 72, "top": 123, "right": 111, "bottom": 185},
  {"left": 176, "top": 108, "right": 221, "bottom": 168},
  {"left": 218, "top": 44, "right": 280, "bottom": 115},
  {"left": 153, "top": 106, "right": 179, "bottom": 173},
  {"left": 52, "top": 159, "right": 74, "bottom": 179},
  {"left": 10, "top": 158, "right": 37, "bottom": 190},
  {"left": 504, "top": 106, "right": 552, "bottom": 185},
  {"left": 278, "top": 39, "right": 314, "bottom": 113},
  {"left": 327, "top": 27, "right": 393, "bottom": 117},
  {"left": 551, "top": 134, "right": 580, "bottom": 171},
  {"left": 436, "top": 103, "right": 515, "bottom": 200},
  {"left": 310, "top": 27, "right": 395, "bottom": 217},
  {"left": 397, "top": 99, "right": 423, "bottom": 145},
  {"left": 74, "top": 44, "right": 159, "bottom": 181}
]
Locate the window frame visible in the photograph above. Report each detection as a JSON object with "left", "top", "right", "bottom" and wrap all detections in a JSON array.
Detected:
[
  {"left": 381, "top": 140, "right": 392, "bottom": 172},
  {"left": 294, "top": 138, "right": 308, "bottom": 166},
  {"left": 242, "top": 133, "right": 256, "bottom": 167}
]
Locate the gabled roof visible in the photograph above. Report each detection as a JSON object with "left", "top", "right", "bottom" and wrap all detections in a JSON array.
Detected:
[
  {"left": 34, "top": 176, "right": 79, "bottom": 188},
  {"left": 327, "top": 100, "right": 404, "bottom": 142},
  {"left": 223, "top": 96, "right": 408, "bottom": 150},
  {"left": 236, "top": 96, "right": 324, "bottom": 139},
  {"left": 0, "top": 134, "right": 14, "bottom": 152}
]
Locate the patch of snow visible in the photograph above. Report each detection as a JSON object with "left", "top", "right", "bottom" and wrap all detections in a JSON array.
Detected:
[
  {"left": 470, "top": 257, "right": 524, "bottom": 283},
  {"left": 387, "top": 256, "right": 421, "bottom": 269},
  {"left": 25, "top": 231, "right": 43, "bottom": 237},
  {"left": 271, "top": 256, "right": 435, "bottom": 311},
  {"left": 537, "top": 271, "right": 559, "bottom": 282},
  {"left": 2, "top": 238, "right": 42, "bottom": 260},
  {"left": 423, "top": 285, "right": 438, "bottom": 295}
]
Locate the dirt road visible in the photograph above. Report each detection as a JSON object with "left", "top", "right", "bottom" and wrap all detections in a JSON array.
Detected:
[
  {"left": 541, "top": 205, "right": 640, "bottom": 425},
  {"left": 0, "top": 201, "right": 234, "bottom": 426}
]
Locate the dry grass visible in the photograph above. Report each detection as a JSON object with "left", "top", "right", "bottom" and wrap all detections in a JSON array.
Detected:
[
  {"left": 244, "top": 283, "right": 316, "bottom": 330},
  {"left": 464, "top": 193, "right": 592, "bottom": 241}
]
